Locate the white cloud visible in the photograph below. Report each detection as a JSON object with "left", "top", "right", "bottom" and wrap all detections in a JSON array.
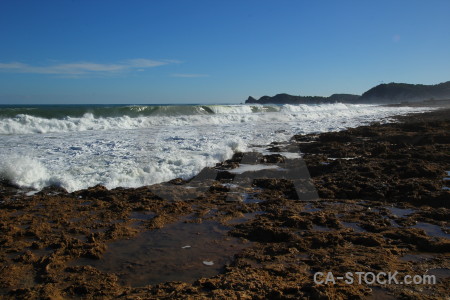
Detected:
[
  {"left": 171, "top": 73, "right": 209, "bottom": 78},
  {"left": 126, "top": 58, "right": 169, "bottom": 68},
  {"left": 0, "top": 62, "right": 28, "bottom": 70},
  {"left": 0, "top": 59, "right": 177, "bottom": 76}
]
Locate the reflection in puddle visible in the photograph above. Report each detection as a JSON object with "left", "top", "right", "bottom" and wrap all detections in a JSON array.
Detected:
[
  {"left": 400, "top": 253, "right": 435, "bottom": 262},
  {"left": 386, "top": 207, "right": 415, "bottom": 218},
  {"left": 303, "top": 203, "right": 321, "bottom": 212},
  {"left": 73, "top": 221, "right": 248, "bottom": 287},
  {"left": 242, "top": 193, "right": 262, "bottom": 204},
  {"left": 427, "top": 268, "right": 450, "bottom": 282},
  {"left": 356, "top": 201, "right": 380, "bottom": 213},
  {"left": 412, "top": 222, "right": 450, "bottom": 239},
  {"left": 30, "top": 247, "right": 54, "bottom": 257},
  {"left": 130, "top": 211, "right": 156, "bottom": 220},
  {"left": 25, "top": 190, "right": 39, "bottom": 196},
  {"left": 228, "top": 164, "right": 284, "bottom": 174},
  {"left": 312, "top": 225, "right": 332, "bottom": 232},
  {"left": 222, "top": 192, "right": 263, "bottom": 203},
  {"left": 444, "top": 171, "right": 450, "bottom": 190},
  {"left": 221, "top": 183, "right": 239, "bottom": 189},
  {"left": 328, "top": 157, "right": 359, "bottom": 161},
  {"left": 342, "top": 222, "right": 367, "bottom": 233},
  {"left": 260, "top": 151, "right": 301, "bottom": 159}
]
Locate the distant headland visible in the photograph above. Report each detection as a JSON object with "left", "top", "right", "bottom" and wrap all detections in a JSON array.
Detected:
[{"left": 245, "top": 81, "right": 450, "bottom": 104}]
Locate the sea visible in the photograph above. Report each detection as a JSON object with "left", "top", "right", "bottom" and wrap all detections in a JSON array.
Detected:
[{"left": 0, "top": 103, "right": 432, "bottom": 192}]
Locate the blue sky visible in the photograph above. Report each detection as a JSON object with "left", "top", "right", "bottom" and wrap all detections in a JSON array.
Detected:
[{"left": 0, "top": 0, "right": 449, "bottom": 104}]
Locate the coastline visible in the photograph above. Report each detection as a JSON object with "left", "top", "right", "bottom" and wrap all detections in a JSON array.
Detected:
[{"left": 0, "top": 105, "right": 449, "bottom": 299}]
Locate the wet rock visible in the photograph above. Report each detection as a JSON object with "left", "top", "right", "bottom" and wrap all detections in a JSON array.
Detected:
[
  {"left": 168, "top": 178, "right": 187, "bottom": 185},
  {"left": 267, "top": 146, "right": 282, "bottom": 152},
  {"left": 215, "top": 171, "right": 235, "bottom": 181},
  {"left": 260, "top": 154, "right": 285, "bottom": 164}
]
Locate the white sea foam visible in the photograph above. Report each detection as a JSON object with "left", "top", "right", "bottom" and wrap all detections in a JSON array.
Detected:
[
  {"left": 206, "top": 105, "right": 256, "bottom": 114},
  {"left": 228, "top": 164, "right": 283, "bottom": 174},
  {"left": 0, "top": 156, "right": 53, "bottom": 190},
  {"left": 0, "top": 103, "right": 434, "bottom": 192},
  {"left": 0, "top": 103, "right": 385, "bottom": 135}
]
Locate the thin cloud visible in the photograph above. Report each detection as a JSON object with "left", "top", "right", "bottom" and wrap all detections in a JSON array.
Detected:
[
  {"left": 171, "top": 73, "right": 209, "bottom": 78},
  {"left": 0, "top": 59, "right": 177, "bottom": 75}
]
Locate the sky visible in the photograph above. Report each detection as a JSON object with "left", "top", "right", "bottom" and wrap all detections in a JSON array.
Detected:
[{"left": 0, "top": 0, "right": 449, "bottom": 104}]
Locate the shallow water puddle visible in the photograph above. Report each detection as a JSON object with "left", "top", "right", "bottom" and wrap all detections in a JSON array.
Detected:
[
  {"left": 342, "top": 222, "right": 367, "bottom": 233},
  {"left": 302, "top": 203, "right": 321, "bottom": 213},
  {"left": 412, "top": 222, "right": 450, "bottom": 239},
  {"left": 129, "top": 211, "right": 156, "bottom": 228},
  {"left": 311, "top": 224, "right": 332, "bottom": 232},
  {"left": 443, "top": 171, "right": 450, "bottom": 190},
  {"left": 328, "top": 157, "right": 359, "bottom": 161},
  {"left": 357, "top": 201, "right": 380, "bottom": 213},
  {"left": 130, "top": 211, "right": 156, "bottom": 220},
  {"left": 242, "top": 193, "right": 263, "bottom": 204},
  {"left": 228, "top": 164, "right": 285, "bottom": 174},
  {"left": 260, "top": 150, "right": 301, "bottom": 159},
  {"left": 25, "top": 190, "right": 39, "bottom": 196},
  {"left": 386, "top": 207, "right": 416, "bottom": 218},
  {"left": 427, "top": 268, "right": 450, "bottom": 282},
  {"left": 220, "top": 183, "right": 239, "bottom": 189},
  {"left": 29, "top": 247, "right": 54, "bottom": 258},
  {"left": 73, "top": 220, "right": 248, "bottom": 287},
  {"left": 220, "top": 190, "right": 264, "bottom": 203},
  {"left": 400, "top": 253, "right": 435, "bottom": 262}
]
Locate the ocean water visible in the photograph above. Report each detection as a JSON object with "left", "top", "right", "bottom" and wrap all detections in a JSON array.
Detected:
[{"left": 0, "top": 103, "right": 432, "bottom": 192}]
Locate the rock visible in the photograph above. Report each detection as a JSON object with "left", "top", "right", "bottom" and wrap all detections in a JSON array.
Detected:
[{"left": 260, "top": 154, "right": 285, "bottom": 164}]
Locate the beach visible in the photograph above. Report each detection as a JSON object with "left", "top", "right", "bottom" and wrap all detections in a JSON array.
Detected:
[{"left": 0, "top": 103, "right": 449, "bottom": 299}]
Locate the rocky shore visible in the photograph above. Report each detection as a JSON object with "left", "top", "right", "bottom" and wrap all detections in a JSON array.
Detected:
[{"left": 0, "top": 108, "right": 449, "bottom": 299}]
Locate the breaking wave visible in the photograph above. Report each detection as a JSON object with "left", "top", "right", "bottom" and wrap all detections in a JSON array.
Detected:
[
  {"left": 0, "top": 103, "right": 434, "bottom": 192},
  {"left": 0, "top": 103, "right": 418, "bottom": 135}
]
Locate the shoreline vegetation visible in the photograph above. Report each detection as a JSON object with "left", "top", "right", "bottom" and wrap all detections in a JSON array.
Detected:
[
  {"left": 0, "top": 101, "right": 449, "bottom": 299},
  {"left": 245, "top": 81, "right": 450, "bottom": 105}
]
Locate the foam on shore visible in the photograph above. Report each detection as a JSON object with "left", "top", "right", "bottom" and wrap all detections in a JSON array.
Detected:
[{"left": 0, "top": 103, "right": 434, "bottom": 192}]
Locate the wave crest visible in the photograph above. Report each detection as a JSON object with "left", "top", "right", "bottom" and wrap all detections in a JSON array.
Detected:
[{"left": 0, "top": 103, "right": 381, "bottom": 135}]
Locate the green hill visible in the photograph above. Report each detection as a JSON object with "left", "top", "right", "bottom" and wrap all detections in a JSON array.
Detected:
[{"left": 245, "top": 81, "right": 450, "bottom": 104}]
